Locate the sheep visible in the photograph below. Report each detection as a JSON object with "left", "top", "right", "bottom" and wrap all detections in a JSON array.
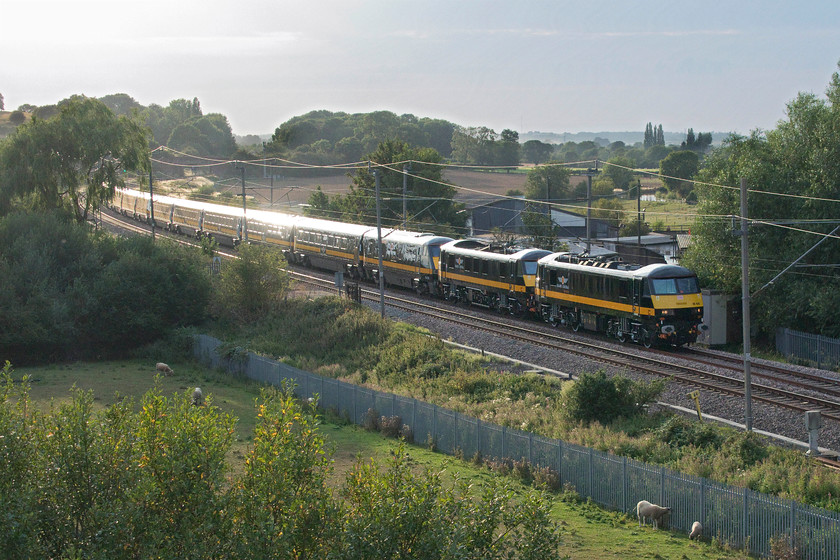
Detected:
[
  {"left": 192, "top": 387, "right": 204, "bottom": 406},
  {"left": 636, "top": 500, "right": 672, "bottom": 530},
  {"left": 156, "top": 362, "right": 174, "bottom": 376},
  {"left": 689, "top": 520, "right": 703, "bottom": 540}
]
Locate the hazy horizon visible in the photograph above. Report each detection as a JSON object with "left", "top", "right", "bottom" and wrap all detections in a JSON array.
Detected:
[{"left": 4, "top": 1, "right": 839, "bottom": 138}]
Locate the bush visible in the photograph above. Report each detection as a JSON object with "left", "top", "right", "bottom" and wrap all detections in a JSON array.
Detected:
[
  {"left": 379, "top": 415, "right": 402, "bottom": 438},
  {"left": 655, "top": 415, "right": 723, "bottom": 449},
  {"left": 362, "top": 408, "right": 380, "bottom": 432},
  {"left": 561, "top": 370, "right": 663, "bottom": 425}
]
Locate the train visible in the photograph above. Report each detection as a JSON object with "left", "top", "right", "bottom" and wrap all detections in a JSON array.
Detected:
[{"left": 110, "top": 188, "right": 706, "bottom": 347}]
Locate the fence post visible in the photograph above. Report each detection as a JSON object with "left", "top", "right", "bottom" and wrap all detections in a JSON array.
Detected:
[
  {"left": 789, "top": 501, "right": 795, "bottom": 550},
  {"left": 700, "top": 478, "right": 706, "bottom": 527},
  {"left": 433, "top": 405, "right": 437, "bottom": 446},
  {"left": 818, "top": 335, "right": 823, "bottom": 370},
  {"left": 743, "top": 488, "right": 749, "bottom": 546},
  {"left": 502, "top": 426, "right": 507, "bottom": 459},
  {"left": 660, "top": 467, "right": 665, "bottom": 506},
  {"left": 529, "top": 431, "right": 533, "bottom": 464},
  {"left": 589, "top": 448, "right": 594, "bottom": 499},
  {"left": 558, "top": 440, "right": 563, "bottom": 485},
  {"left": 622, "top": 457, "right": 627, "bottom": 513},
  {"left": 477, "top": 418, "right": 482, "bottom": 458}
]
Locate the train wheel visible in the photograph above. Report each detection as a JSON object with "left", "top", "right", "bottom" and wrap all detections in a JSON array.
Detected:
[
  {"left": 571, "top": 320, "right": 580, "bottom": 332},
  {"left": 642, "top": 330, "right": 653, "bottom": 349},
  {"left": 618, "top": 332, "right": 626, "bottom": 343}
]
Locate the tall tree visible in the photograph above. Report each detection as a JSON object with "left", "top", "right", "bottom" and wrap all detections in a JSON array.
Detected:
[
  {"left": 683, "top": 61, "right": 840, "bottom": 338},
  {"left": 522, "top": 139, "right": 554, "bottom": 165},
  {"left": 496, "top": 128, "right": 521, "bottom": 166},
  {"left": 659, "top": 150, "right": 699, "bottom": 197},
  {"left": 339, "top": 140, "right": 465, "bottom": 234},
  {"left": 524, "top": 163, "right": 571, "bottom": 203},
  {"left": 644, "top": 122, "right": 654, "bottom": 148},
  {"left": 603, "top": 155, "right": 636, "bottom": 191},
  {"left": 0, "top": 96, "right": 149, "bottom": 221}
]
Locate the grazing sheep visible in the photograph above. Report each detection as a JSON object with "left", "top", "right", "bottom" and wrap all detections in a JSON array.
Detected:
[
  {"left": 156, "top": 362, "right": 174, "bottom": 376},
  {"left": 637, "top": 500, "right": 672, "bottom": 529},
  {"left": 689, "top": 521, "right": 703, "bottom": 540},
  {"left": 192, "top": 387, "right": 204, "bottom": 406}
]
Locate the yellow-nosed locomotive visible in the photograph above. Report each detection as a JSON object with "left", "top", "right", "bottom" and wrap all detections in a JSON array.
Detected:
[{"left": 536, "top": 253, "right": 706, "bottom": 347}]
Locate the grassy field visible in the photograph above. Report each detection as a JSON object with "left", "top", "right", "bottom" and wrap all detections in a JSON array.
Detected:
[{"left": 11, "top": 358, "right": 752, "bottom": 560}]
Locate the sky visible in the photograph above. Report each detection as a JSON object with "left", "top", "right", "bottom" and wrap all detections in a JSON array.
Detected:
[{"left": 3, "top": 0, "right": 840, "bottom": 138}]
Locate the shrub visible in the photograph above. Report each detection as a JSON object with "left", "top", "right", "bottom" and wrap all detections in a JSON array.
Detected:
[
  {"left": 400, "top": 424, "right": 414, "bottom": 443},
  {"left": 379, "top": 415, "right": 402, "bottom": 438},
  {"left": 561, "top": 370, "right": 663, "bottom": 425},
  {"left": 655, "top": 415, "right": 723, "bottom": 449},
  {"left": 362, "top": 408, "right": 380, "bottom": 432}
]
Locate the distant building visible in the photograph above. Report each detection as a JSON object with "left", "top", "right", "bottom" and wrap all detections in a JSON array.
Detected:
[
  {"left": 467, "top": 197, "right": 526, "bottom": 235},
  {"left": 601, "top": 232, "right": 679, "bottom": 266},
  {"left": 467, "top": 198, "right": 615, "bottom": 239}
]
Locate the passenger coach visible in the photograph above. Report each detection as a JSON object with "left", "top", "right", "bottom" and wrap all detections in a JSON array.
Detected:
[{"left": 360, "top": 230, "right": 453, "bottom": 293}]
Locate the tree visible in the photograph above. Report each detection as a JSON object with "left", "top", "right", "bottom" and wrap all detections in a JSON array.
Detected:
[
  {"left": 340, "top": 140, "right": 465, "bottom": 233},
  {"left": 683, "top": 61, "right": 840, "bottom": 338},
  {"left": 213, "top": 243, "right": 292, "bottom": 323},
  {"left": 496, "top": 128, "right": 521, "bottom": 166},
  {"left": 524, "top": 163, "right": 571, "bottom": 203},
  {"left": 0, "top": 96, "right": 149, "bottom": 221},
  {"left": 644, "top": 122, "right": 654, "bottom": 148},
  {"left": 602, "top": 156, "right": 636, "bottom": 191},
  {"left": 8, "top": 110, "right": 25, "bottom": 125},
  {"left": 98, "top": 93, "right": 142, "bottom": 116},
  {"left": 658, "top": 150, "right": 699, "bottom": 197},
  {"left": 522, "top": 139, "right": 554, "bottom": 165},
  {"left": 450, "top": 126, "right": 497, "bottom": 165},
  {"left": 0, "top": 92, "right": 4, "bottom": 110},
  {"left": 232, "top": 385, "right": 340, "bottom": 558}
]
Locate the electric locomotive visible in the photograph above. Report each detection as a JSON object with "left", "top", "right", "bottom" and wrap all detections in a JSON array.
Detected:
[
  {"left": 438, "top": 239, "right": 551, "bottom": 315},
  {"left": 536, "top": 253, "right": 705, "bottom": 347}
]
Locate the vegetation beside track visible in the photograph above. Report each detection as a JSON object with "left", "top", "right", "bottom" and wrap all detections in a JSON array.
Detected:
[{"left": 210, "top": 295, "right": 840, "bottom": 513}]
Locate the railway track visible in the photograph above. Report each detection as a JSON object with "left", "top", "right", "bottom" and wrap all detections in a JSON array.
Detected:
[
  {"left": 104, "top": 208, "right": 840, "bottom": 424},
  {"left": 294, "top": 272, "right": 840, "bottom": 423}
]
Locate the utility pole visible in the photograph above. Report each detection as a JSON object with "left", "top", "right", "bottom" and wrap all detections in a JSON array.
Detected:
[
  {"left": 149, "top": 170, "right": 155, "bottom": 242},
  {"left": 585, "top": 160, "right": 598, "bottom": 254},
  {"left": 374, "top": 166, "right": 386, "bottom": 318},
  {"left": 402, "top": 163, "right": 409, "bottom": 229},
  {"left": 637, "top": 180, "right": 642, "bottom": 259},
  {"left": 237, "top": 164, "right": 247, "bottom": 242},
  {"left": 739, "top": 177, "right": 753, "bottom": 431}
]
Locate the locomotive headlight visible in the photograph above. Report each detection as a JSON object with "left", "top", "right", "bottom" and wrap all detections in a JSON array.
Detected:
[{"left": 661, "top": 310, "right": 670, "bottom": 316}]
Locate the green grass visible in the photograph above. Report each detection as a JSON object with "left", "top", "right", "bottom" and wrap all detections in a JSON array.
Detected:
[{"left": 11, "top": 359, "right": 751, "bottom": 560}]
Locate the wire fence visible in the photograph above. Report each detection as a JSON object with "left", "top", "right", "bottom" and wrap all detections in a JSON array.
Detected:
[
  {"left": 195, "top": 334, "right": 840, "bottom": 558},
  {"left": 777, "top": 328, "right": 840, "bottom": 372}
]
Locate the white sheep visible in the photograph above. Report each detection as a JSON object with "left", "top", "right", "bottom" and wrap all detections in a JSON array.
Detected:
[
  {"left": 192, "top": 387, "right": 204, "bottom": 406},
  {"left": 689, "top": 520, "right": 703, "bottom": 540},
  {"left": 156, "top": 362, "right": 174, "bottom": 376},
  {"left": 637, "top": 500, "right": 672, "bottom": 529}
]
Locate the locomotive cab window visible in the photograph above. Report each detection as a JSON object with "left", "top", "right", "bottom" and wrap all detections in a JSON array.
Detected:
[{"left": 650, "top": 276, "right": 700, "bottom": 295}]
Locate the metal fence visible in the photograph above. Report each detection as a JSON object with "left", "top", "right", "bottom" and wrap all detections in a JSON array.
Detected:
[
  {"left": 777, "top": 328, "right": 840, "bottom": 371},
  {"left": 194, "top": 334, "right": 840, "bottom": 559}
]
